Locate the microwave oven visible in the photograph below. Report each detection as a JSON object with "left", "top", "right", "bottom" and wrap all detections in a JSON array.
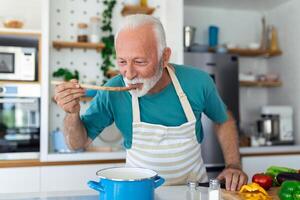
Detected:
[{"left": 0, "top": 35, "right": 38, "bottom": 81}]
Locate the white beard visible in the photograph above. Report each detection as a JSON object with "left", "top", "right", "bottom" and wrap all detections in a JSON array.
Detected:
[{"left": 123, "top": 65, "right": 163, "bottom": 97}]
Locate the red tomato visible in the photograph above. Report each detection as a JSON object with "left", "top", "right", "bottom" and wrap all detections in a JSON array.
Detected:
[{"left": 252, "top": 173, "right": 273, "bottom": 190}]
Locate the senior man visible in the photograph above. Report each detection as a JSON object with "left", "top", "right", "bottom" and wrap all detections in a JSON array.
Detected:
[{"left": 54, "top": 14, "right": 248, "bottom": 190}]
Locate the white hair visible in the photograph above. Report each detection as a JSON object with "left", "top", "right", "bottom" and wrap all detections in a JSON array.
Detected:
[{"left": 115, "top": 14, "right": 167, "bottom": 60}]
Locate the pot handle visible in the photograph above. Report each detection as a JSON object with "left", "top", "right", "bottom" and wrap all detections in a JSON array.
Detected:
[
  {"left": 87, "top": 180, "right": 105, "bottom": 192},
  {"left": 154, "top": 176, "right": 165, "bottom": 188}
]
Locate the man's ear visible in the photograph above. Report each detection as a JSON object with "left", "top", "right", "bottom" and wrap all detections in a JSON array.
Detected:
[{"left": 162, "top": 47, "right": 172, "bottom": 68}]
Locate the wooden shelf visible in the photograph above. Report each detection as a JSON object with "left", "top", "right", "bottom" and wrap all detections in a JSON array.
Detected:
[
  {"left": 0, "top": 159, "right": 125, "bottom": 168},
  {"left": 228, "top": 48, "right": 282, "bottom": 57},
  {"left": 52, "top": 41, "right": 105, "bottom": 52},
  {"left": 239, "top": 80, "right": 282, "bottom": 87},
  {"left": 121, "top": 5, "right": 155, "bottom": 16}
]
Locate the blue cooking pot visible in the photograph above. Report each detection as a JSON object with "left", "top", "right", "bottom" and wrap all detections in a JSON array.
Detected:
[{"left": 87, "top": 167, "right": 165, "bottom": 200}]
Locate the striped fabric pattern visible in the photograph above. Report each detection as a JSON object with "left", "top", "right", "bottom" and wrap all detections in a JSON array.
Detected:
[{"left": 126, "top": 120, "right": 208, "bottom": 185}]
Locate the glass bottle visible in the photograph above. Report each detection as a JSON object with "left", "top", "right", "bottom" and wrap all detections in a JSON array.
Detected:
[
  {"left": 208, "top": 179, "right": 220, "bottom": 200},
  {"left": 77, "top": 23, "right": 88, "bottom": 42},
  {"left": 186, "top": 181, "right": 200, "bottom": 200},
  {"left": 89, "top": 16, "right": 100, "bottom": 43}
]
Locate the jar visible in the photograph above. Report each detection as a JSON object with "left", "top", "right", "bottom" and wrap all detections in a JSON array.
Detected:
[
  {"left": 77, "top": 23, "right": 88, "bottom": 42},
  {"left": 89, "top": 16, "right": 100, "bottom": 43}
]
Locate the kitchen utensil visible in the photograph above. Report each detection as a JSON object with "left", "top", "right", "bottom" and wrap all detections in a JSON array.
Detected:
[
  {"left": 88, "top": 167, "right": 165, "bottom": 200},
  {"left": 184, "top": 26, "right": 196, "bottom": 51},
  {"left": 51, "top": 81, "right": 136, "bottom": 91},
  {"left": 260, "top": 16, "right": 267, "bottom": 50}
]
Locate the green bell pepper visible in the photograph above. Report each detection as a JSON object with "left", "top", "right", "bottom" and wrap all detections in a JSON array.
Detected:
[{"left": 278, "top": 181, "right": 300, "bottom": 200}]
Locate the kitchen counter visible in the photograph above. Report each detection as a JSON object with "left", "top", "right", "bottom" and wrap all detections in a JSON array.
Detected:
[
  {"left": 240, "top": 145, "right": 300, "bottom": 156},
  {"left": 0, "top": 186, "right": 280, "bottom": 200}
]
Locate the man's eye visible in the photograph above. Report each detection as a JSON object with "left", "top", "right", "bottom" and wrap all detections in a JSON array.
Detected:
[
  {"left": 135, "top": 60, "right": 146, "bottom": 65},
  {"left": 118, "top": 60, "right": 126, "bottom": 65}
]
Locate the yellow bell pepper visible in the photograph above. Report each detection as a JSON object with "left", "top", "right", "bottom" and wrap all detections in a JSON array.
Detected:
[{"left": 239, "top": 183, "right": 272, "bottom": 200}]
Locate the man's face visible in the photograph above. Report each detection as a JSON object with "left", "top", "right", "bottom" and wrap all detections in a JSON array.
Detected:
[{"left": 116, "top": 24, "right": 162, "bottom": 97}]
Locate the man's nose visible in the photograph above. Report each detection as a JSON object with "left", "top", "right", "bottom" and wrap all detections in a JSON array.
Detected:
[{"left": 125, "top": 64, "right": 137, "bottom": 80}]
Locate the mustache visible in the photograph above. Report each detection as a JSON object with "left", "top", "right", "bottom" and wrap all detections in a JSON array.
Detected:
[{"left": 123, "top": 77, "right": 145, "bottom": 84}]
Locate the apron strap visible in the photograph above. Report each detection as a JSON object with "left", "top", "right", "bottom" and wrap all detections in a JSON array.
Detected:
[
  {"left": 131, "top": 64, "right": 196, "bottom": 123},
  {"left": 166, "top": 65, "right": 196, "bottom": 122},
  {"left": 132, "top": 95, "right": 141, "bottom": 123}
]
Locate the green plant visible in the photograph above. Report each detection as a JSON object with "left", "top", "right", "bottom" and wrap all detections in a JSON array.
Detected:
[
  {"left": 101, "top": 0, "right": 117, "bottom": 83},
  {"left": 52, "top": 68, "right": 79, "bottom": 81}
]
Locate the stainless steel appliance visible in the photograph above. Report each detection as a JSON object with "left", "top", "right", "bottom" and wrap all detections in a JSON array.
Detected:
[
  {"left": 184, "top": 26, "right": 196, "bottom": 51},
  {"left": 184, "top": 52, "right": 239, "bottom": 179},
  {"left": 260, "top": 105, "right": 294, "bottom": 145},
  {"left": 0, "top": 84, "right": 40, "bottom": 159},
  {"left": 256, "top": 114, "right": 280, "bottom": 146},
  {"left": 0, "top": 35, "right": 38, "bottom": 81}
]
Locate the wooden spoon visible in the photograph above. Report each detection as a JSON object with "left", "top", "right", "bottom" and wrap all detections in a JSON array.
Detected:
[{"left": 51, "top": 81, "right": 136, "bottom": 91}]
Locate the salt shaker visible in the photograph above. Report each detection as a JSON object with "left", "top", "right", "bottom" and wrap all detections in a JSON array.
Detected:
[
  {"left": 208, "top": 179, "right": 220, "bottom": 200},
  {"left": 186, "top": 181, "right": 200, "bottom": 200}
]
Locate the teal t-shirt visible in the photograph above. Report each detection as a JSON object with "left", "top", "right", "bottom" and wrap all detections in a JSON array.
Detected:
[{"left": 81, "top": 64, "right": 228, "bottom": 149}]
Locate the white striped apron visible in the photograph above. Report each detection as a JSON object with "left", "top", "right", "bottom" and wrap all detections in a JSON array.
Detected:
[{"left": 126, "top": 65, "right": 208, "bottom": 186}]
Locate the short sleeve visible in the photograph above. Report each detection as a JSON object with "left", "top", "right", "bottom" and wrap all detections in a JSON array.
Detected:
[
  {"left": 203, "top": 79, "right": 228, "bottom": 123},
  {"left": 80, "top": 90, "right": 114, "bottom": 140}
]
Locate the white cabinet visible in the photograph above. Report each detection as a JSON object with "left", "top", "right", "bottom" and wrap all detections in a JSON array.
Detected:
[
  {"left": 0, "top": 167, "right": 40, "bottom": 193},
  {"left": 40, "top": 163, "right": 124, "bottom": 192},
  {"left": 241, "top": 154, "right": 300, "bottom": 179}
]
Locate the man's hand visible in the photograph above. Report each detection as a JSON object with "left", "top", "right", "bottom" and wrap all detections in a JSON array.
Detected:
[
  {"left": 54, "top": 79, "right": 85, "bottom": 114},
  {"left": 217, "top": 164, "right": 248, "bottom": 191}
]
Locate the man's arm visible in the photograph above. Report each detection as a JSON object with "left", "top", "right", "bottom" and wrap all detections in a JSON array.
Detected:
[
  {"left": 214, "top": 111, "right": 248, "bottom": 191},
  {"left": 64, "top": 113, "right": 92, "bottom": 150},
  {"left": 54, "top": 79, "right": 92, "bottom": 150}
]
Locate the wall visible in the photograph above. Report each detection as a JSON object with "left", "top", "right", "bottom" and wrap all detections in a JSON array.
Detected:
[
  {"left": 0, "top": 0, "right": 41, "bottom": 30},
  {"left": 267, "top": 0, "right": 300, "bottom": 144},
  {"left": 183, "top": 6, "right": 269, "bottom": 131}
]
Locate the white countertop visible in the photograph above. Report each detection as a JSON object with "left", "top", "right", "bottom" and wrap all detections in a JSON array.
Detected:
[
  {"left": 240, "top": 144, "right": 300, "bottom": 156},
  {"left": 0, "top": 186, "right": 209, "bottom": 200}
]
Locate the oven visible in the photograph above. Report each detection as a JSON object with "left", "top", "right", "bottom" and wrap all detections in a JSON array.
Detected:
[{"left": 0, "top": 84, "right": 40, "bottom": 159}]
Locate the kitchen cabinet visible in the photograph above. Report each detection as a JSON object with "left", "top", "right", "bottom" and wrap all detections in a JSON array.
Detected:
[
  {"left": 0, "top": 167, "right": 40, "bottom": 193},
  {"left": 40, "top": 163, "right": 123, "bottom": 192},
  {"left": 0, "top": 163, "right": 124, "bottom": 194}
]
